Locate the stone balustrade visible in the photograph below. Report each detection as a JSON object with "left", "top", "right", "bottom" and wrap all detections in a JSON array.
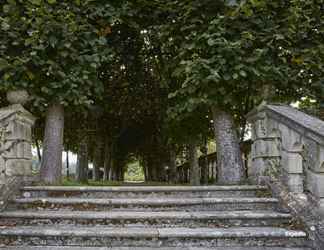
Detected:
[
  {"left": 247, "top": 103, "right": 324, "bottom": 206},
  {"left": 175, "top": 153, "right": 217, "bottom": 184},
  {"left": 0, "top": 91, "right": 36, "bottom": 210},
  {"left": 247, "top": 102, "right": 324, "bottom": 249}
]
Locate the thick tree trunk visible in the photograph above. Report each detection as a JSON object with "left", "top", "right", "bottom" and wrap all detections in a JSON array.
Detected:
[
  {"left": 188, "top": 142, "right": 200, "bottom": 186},
  {"left": 200, "top": 142, "right": 209, "bottom": 185},
  {"left": 40, "top": 103, "right": 64, "bottom": 184},
  {"left": 93, "top": 133, "right": 105, "bottom": 181},
  {"left": 212, "top": 107, "right": 245, "bottom": 184},
  {"left": 76, "top": 138, "right": 88, "bottom": 183},
  {"left": 169, "top": 148, "right": 177, "bottom": 184}
]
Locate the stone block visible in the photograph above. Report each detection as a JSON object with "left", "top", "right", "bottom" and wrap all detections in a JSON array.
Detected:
[
  {"left": 253, "top": 139, "right": 280, "bottom": 158},
  {"left": 282, "top": 151, "right": 303, "bottom": 174},
  {"left": 253, "top": 115, "right": 268, "bottom": 138},
  {"left": 279, "top": 123, "right": 302, "bottom": 150},
  {"left": 303, "top": 137, "right": 318, "bottom": 172},
  {"left": 0, "top": 175, "right": 5, "bottom": 185},
  {"left": 315, "top": 145, "right": 324, "bottom": 173},
  {"left": 286, "top": 173, "right": 304, "bottom": 193},
  {"left": 5, "top": 159, "right": 32, "bottom": 176},
  {"left": 6, "top": 121, "right": 32, "bottom": 141},
  {"left": 5, "top": 141, "right": 32, "bottom": 159},
  {"left": 306, "top": 170, "right": 324, "bottom": 198},
  {"left": 320, "top": 199, "right": 324, "bottom": 217},
  {"left": 0, "top": 157, "right": 5, "bottom": 174},
  {"left": 250, "top": 158, "right": 270, "bottom": 183}
]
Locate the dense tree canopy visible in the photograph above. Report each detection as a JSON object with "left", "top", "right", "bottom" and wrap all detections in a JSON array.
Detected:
[{"left": 0, "top": 0, "right": 323, "bottom": 184}]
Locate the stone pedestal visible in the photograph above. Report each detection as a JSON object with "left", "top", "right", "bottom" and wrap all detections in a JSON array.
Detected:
[{"left": 0, "top": 104, "right": 36, "bottom": 186}]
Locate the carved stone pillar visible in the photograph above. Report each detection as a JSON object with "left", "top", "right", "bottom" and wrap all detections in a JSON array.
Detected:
[
  {"left": 247, "top": 105, "right": 281, "bottom": 184},
  {"left": 0, "top": 90, "right": 36, "bottom": 186}
]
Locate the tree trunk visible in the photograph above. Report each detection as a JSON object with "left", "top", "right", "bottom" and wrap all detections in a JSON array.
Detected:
[
  {"left": 66, "top": 150, "right": 70, "bottom": 180},
  {"left": 103, "top": 138, "right": 111, "bottom": 181},
  {"left": 200, "top": 142, "right": 209, "bottom": 185},
  {"left": 211, "top": 107, "right": 245, "bottom": 184},
  {"left": 40, "top": 103, "right": 64, "bottom": 184},
  {"left": 188, "top": 142, "right": 200, "bottom": 186},
  {"left": 169, "top": 148, "right": 177, "bottom": 184},
  {"left": 93, "top": 133, "right": 105, "bottom": 181},
  {"left": 35, "top": 139, "right": 42, "bottom": 163},
  {"left": 76, "top": 138, "right": 88, "bottom": 183}
]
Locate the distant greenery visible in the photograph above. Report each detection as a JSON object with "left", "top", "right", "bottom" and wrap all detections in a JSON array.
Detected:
[
  {"left": 124, "top": 161, "right": 145, "bottom": 182},
  {"left": 62, "top": 178, "right": 122, "bottom": 186},
  {"left": 61, "top": 178, "right": 184, "bottom": 187}
]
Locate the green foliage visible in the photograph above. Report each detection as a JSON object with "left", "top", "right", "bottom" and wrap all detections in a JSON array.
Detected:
[
  {"left": 162, "top": 1, "right": 319, "bottom": 115},
  {"left": 1, "top": 0, "right": 322, "bottom": 181},
  {"left": 0, "top": 0, "right": 118, "bottom": 110},
  {"left": 124, "top": 160, "right": 145, "bottom": 182}
]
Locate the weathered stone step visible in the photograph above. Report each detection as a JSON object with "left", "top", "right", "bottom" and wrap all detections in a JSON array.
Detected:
[
  {"left": 20, "top": 185, "right": 267, "bottom": 199},
  {"left": 0, "top": 226, "right": 308, "bottom": 247},
  {"left": 0, "top": 246, "right": 314, "bottom": 250},
  {"left": 11, "top": 197, "right": 279, "bottom": 211},
  {"left": 0, "top": 210, "right": 292, "bottom": 227}
]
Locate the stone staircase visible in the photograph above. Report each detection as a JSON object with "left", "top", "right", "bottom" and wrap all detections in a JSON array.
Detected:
[{"left": 0, "top": 185, "right": 313, "bottom": 250}]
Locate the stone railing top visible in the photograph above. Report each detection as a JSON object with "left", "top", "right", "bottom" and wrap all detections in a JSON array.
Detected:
[
  {"left": 247, "top": 102, "right": 324, "bottom": 144},
  {"left": 0, "top": 104, "right": 35, "bottom": 124}
]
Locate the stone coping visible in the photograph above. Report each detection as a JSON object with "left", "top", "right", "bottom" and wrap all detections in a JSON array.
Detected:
[
  {"left": 0, "top": 226, "right": 307, "bottom": 238},
  {"left": 21, "top": 185, "right": 267, "bottom": 192},
  {"left": 0, "top": 104, "right": 36, "bottom": 123},
  {"left": 0, "top": 210, "right": 291, "bottom": 220},
  {"left": 13, "top": 197, "right": 279, "bottom": 206},
  {"left": 247, "top": 103, "right": 324, "bottom": 144}
]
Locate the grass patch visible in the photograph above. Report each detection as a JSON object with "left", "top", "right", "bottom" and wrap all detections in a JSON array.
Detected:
[{"left": 62, "top": 178, "right": 123, "bottom": 186}]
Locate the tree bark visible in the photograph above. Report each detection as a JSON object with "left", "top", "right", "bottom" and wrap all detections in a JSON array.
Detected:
[
  {"left": 200, "top": 142, "right": 209, "bottom": 185},
  {"left": 103, "top": 137, "right": 111, "bottom": 181},
  {"left": 93, "top": 133, "right": 105, "bottom": 181},
  {"left": 35, "top": 139, "right": 42, "bottom": 163},
  {"left": 211, "top": 107, "right": 245, "bottom": 184},
  {"left": 188, "top": 142, "right": 200, "bottom": 186},
  {"left": 76, "top": 138, "right": 88, "bottom": 183},
  {"left": 40, "top": 103, "right": 64, "bottom": 184},
  {"left": 169, "top": 148, "right": 178, "bottom": 184},
  {"left": 66, "top": 150, "right": 70, "bottom": 180}
]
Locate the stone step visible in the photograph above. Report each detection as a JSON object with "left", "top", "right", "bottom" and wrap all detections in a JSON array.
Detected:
[
  {"left": 0, "top": 226, "right": 308, "bottom": 247},
  {"left": 20, "top": 185, "right": 267, "bottom": 199},
  {"left": 0, "top": 210, "right": 292, "bottom": 227},
  {"left": 11, "top": 197, "right": 279, "bottom": 211},
  {"left": 0, "top": 247, "right": 314, "bottom": 250}
]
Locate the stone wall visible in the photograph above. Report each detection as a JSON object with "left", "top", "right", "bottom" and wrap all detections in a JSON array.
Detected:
[{"left": 247, "top": 102, "right": 324, "bottom": 249}]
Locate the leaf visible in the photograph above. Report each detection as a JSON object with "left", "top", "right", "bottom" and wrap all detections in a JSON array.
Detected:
[
  {"left": 0, "top": 59, "right": 9, "bottom": 71},
  {"left": 291, "top": 56, "right": 303, "bottom": 65},
  {"left": 29, "top": 0, "right": 42, "bottom": 5},
  {"left": 239, "top": 70, "right": 247, "bottom": 77},
  {"left": 207, "top": 38, "right": 216, "bottom": 46},
  {"left": 4, "top": 73, "right": 11, "bottom": 81},
  {"left": 3, "top": 5, "right": 11, "bottom": 13},
  {"left": 47, "top": 0, "right": 56, "bottom": 4},
  {"left": 26, "top": 71, "right": 35, "bottom": 80}
]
